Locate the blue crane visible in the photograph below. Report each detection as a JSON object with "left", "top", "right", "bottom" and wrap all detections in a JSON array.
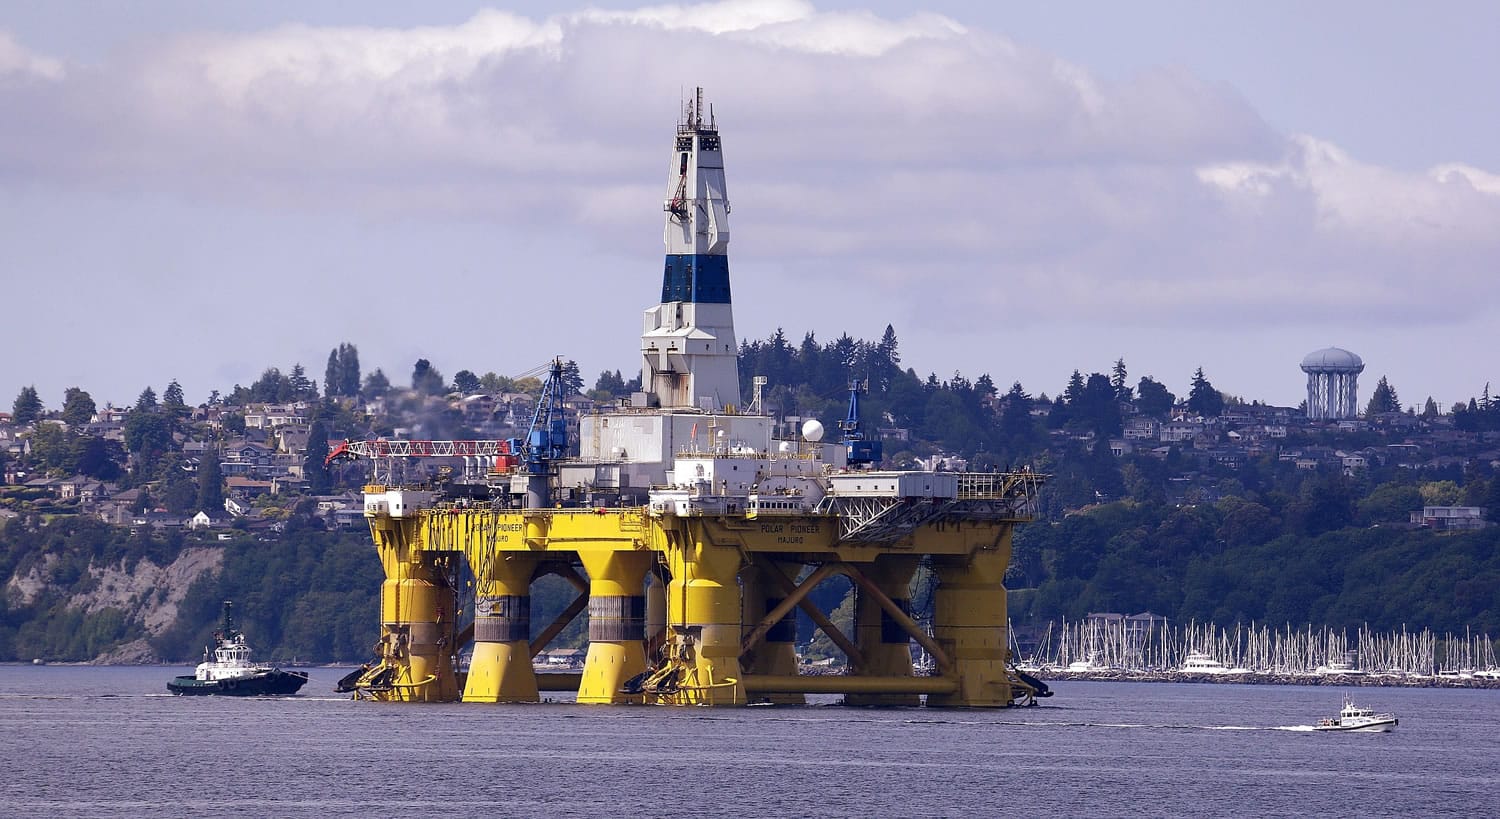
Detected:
[{"left": 839, "top": 379, "right": 882, "bottom": 467}]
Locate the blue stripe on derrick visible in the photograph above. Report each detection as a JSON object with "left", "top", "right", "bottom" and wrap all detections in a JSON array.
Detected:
[{"left": 661, "top": 254, "right": 731, "bottom": 303}]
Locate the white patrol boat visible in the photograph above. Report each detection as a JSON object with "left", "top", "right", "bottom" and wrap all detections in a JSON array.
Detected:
[{"left": 1313, "top": 697, "right": 1398, "bottom": 732}]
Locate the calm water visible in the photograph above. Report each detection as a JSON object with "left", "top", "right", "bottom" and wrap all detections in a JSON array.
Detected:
[{"left": 2, "top": 666, "right": 1496, "bottom": 817}]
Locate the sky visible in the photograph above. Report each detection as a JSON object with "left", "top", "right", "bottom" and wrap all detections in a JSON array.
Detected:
[{"left": 3, "top": 0, "right": 1497, "bottom": 413}]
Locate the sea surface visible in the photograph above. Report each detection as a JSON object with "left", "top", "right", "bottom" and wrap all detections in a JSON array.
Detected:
[{"left": 2, "top": 665, "right": 1496, "bottom": 818}]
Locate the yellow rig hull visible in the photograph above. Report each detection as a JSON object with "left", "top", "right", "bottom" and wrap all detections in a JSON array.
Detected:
[{"left": 349, "top": 486, "right": 1039, "bottom": 708}]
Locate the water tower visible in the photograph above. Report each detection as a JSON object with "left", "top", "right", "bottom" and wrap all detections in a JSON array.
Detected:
[{"left": 1301, "top": 347, "right": 1364, "bottom": 419}]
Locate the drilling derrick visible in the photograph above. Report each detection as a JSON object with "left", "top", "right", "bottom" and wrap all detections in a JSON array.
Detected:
[{"left": 343, "top": 88, "right": 1047, "bottom": 708}]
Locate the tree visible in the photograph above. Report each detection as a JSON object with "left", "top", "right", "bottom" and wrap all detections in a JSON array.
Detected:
[
  {"left": 1422, "top": 397, "right": 1439, "bottom": 420},
  {"left": 163, "top": 380, "right": 186, "bottom": 413},
  {"left": 124, "top": 409, "right": 173, "bottom": 479},
  {"left": 480, "top": 372, "right": 515, "bottom": 394},
  {"left": 304, "top": 420, "right": 332, "bottom": 493},
  {"left": 594, "top": 370, "right": 627, "bottom": 397},
  {"left": 11, "top": 386, "right": 43, "bottom": 425},
  {"left": 1135, "top": 376, "right": 1175, "bottom": 417},
  {"left": 872, "top": 324, "right": 901, "bottom": 391},
  {"left": 197, "top": 445, "right": 224, "bottom": 514},
  {"left": 74, "top": 435, "right": 124, "bottom": 480},
  {"left": 1111, "top": 358, "right": 1132, "bottom": 400},
  {"left": 1364, "top": 376, "right": 1400, "bottom": 416},
  {"left": 453, "top": 370, "right": 482, "bottom": 394},
  {"left": 325, "top": 344, "right": 362, "bottom": 398},
  {"left": 250, "top": 368, "right": 290, "bottom": 403},
  {"left": 289, "top": 364, "right": 316, "bottom": 400},
  {"left": 60, "top": 387, "right": 96, "bottom": 428},
  {"left": 134, "top": 386, "right": 158, "bottom": 412},
  {"left": 1187, "top": 367, "right": 1224, "bottom": 417},
  {"left": 560, "top": 360, "right": 585, "bottom": 397},
  {"left": 362, "top": 368, "right": 391, "bottom": 399}
]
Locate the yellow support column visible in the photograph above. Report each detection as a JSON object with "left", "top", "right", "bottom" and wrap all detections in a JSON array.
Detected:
[
  {"left": 740, "top": 560, "right": 804, "bottom": 704},
  {"left": 927, "top": 533, "right": 1012, "bottom": 708},
  {"left": 659, "top": 529, "right": 746, "bottom": 705},
  {"left": 371, "top": 519, "right": 460, "bottom": 702},
  {"left": 846, "top": 556, "right": 920, "bottom": 707},
  {"left": 463, "top": 553, "right": 539, "bottom": 703},
  {"left": 576, "top": 550, "right": 651, "bottom": 704}
]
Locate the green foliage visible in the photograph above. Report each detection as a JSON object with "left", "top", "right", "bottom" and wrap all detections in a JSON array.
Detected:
[
  {"left": 303, "top": 420, "right": 332, "bottom": 494},
  {"left": 479, "top": 372, "right": 514, "bottom": 394},
  {"left": 325, "top": 343, "right": 362, "bottom": 398},
  {"left": 1136, "top": 376, "right": 1175, "bottom": 416},
  {"left": 593, "top": 369, "right": 627, "bottom": 398},
  {"left": 452, "top": 370, "right": 481, "bottom": 394},
  {"left": 197, "top": 446, "right": 224, "bottom": 515},
  {"left": 1365, "top": 375, "right": 1400, "bottom": 416},
  {"left": 12, "top": 385, "right": 43, "bottom": 425},
  {"left": 1187, "top": 367, "right": 1224, "bottom": 417},
  {"left": 60, "top": 387, "right": 96, "bottom": 428},
  {"left": 149, "top": 530, "right": 383, "bottom": 663}
]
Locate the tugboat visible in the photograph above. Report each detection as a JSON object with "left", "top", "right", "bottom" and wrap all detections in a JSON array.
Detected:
[
  {"left": 1313, "top": 696, "right": 1398, "bottom": 732},
  {"left": 167, "top": 601, "right": 309, "bottom": 696}
]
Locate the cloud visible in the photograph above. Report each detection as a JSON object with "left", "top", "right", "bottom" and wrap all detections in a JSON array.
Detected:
[
  {"left": 0, "top": 31, "right": 64, "bottom": 80},
  {"left": 0, "top": 3, "right": 1496, "bottom": 407}
]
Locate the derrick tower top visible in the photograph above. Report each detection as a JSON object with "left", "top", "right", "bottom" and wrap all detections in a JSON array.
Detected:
[{"left": 641, "top": 86, "right": 741, "bottom": 412}]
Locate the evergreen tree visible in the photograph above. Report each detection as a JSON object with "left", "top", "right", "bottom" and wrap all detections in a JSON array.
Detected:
[
  {"left": 249, "top": 368, "right": 289, "bottom": 403},
  {"left": 1364, "top": 376, "right": 1400, "bottom": 416},
  {"left": 324, "top": 348, "right": 341, "bottom": 397},
  {"left": 197, "top": 445, "right": 224, "bottom": 514},
  {"left": 1063, "top": 370, "right": 1086, "bottom": 405},
  {"left": 1000, "top": 382, "right": 1035, "bottom": 440},
  {"left": 594, "top": 370, "right": 626, "bottom": 397},
  {"left": 1079, "top": 373, "right": 1123, "bottom": 436},
  {"left": 11, "top": 385, "right": 43, "bottom": 425},
  {"left": 162, "top": 380, "right": 188, "bottom": 430},
  {"left": 1422, "top": 397, "right": 1439, "bottom": 420},
  {"left": 304, "top": 420, "right": 332, "bottom": 494},
  {"left": 162, "top": 380, "right": 186, "bottom": 411},
  {"left": 1111, "top": 358, "right": 1131, "bottom": 400},
  {"left": 1187, "top": 367, "right": 1224, "bottom": 417},
  {"left": 60, "top": 387, "right": 95, "bottom": 428},
  {"left": 873, "top": 324, "right": 901, "bottom": 391},
  {"left": 340, "top": 345, "right": 361, "bottom": 397},
  {"left": 134, "top": 387, "right": 157, "bottom": 412},
  {"left": 288, "top": 364, "right": 316, "bottom": 400},
  {"left": 798, "top": 332, "right": 821, "bottom": 389},
  {"left": 560, "top": 360, "right": 585, "bottom": 396}
]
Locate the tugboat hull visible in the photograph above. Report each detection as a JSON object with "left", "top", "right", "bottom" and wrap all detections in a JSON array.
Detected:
[{"left": 168, "top": 669, "right": 309, "bottom": 697}]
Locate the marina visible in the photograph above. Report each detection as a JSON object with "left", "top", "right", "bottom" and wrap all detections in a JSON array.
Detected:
[{"left": 1016, "top": 618, "right": 1500, "bottom": 687}]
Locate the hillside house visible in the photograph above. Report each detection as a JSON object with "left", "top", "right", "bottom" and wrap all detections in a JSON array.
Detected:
[{"left": 1410, "top": 506, "right": 1488, "bottom": 530}]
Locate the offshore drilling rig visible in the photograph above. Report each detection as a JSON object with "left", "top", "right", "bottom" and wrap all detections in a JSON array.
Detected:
[{"left": 336, "top": 89, "right": 1046, "bottom": 707}]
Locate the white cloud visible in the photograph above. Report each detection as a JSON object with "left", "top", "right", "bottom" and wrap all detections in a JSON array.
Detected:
[{"left": 0, "top": 30, "right": 64, "bottom": 80}]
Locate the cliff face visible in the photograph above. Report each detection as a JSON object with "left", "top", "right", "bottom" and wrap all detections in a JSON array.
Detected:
[{"left": 5, "top": 546, "right": 223, "bottom": 663}]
